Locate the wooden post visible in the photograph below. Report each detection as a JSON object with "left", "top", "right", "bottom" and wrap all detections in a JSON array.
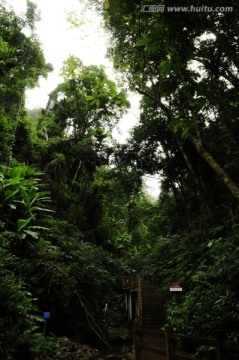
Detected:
[
  {"left": 43, "top": 319, "right": 47, "bottom": 337},
  {"left": 165, "top": 325, "right": 173, "bottom": 360},
  {"left": 216, "top": 331, "right": 225, "bottom": 360},
  {"left": 129, "top": 292, "right": 132, "bottom": 321},
  {"left": 134, "top": 329, "right": 142, "bottom": 360}
]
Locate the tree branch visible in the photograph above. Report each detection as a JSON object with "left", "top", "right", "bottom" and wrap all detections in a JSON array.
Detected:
[{"left": 75, "top": 291, "right": 112, "bottom": 350}]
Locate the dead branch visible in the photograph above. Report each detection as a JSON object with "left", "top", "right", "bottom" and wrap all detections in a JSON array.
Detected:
[{"left": 75, "top": 291, "right": 112, "bottom": 350}]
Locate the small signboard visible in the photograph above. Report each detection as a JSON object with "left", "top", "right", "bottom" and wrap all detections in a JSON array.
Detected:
[
  {"left": 169, "top": 284, "right": 182, "bottom": 292},
  {"left": 43, "top": 312, "right": 51, "bottom": 319}
]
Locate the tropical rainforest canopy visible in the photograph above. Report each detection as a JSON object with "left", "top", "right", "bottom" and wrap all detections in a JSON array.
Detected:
[{"left": 0, "top": 0, "right": 238, "bottom": 359}]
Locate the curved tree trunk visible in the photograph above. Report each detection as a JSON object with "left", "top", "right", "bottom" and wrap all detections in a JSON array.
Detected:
[{"left": 188, "top": 132, "right": 239, "bottom": 202}]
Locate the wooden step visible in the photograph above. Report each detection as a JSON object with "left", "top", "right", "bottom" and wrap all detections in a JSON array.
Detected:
[{"left": 140, "top": 286, "right": 166, "bottom": 329}]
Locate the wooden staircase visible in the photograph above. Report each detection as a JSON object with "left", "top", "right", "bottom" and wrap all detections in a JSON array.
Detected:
[
  {"left": 123, "top": 275, "right": 166, "bottom": 359},
  {"left": 141, "top": 286, "right": 165, "bottom": 330}
]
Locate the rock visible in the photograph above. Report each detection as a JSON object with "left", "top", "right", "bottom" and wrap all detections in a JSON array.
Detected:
[
  {"left": 81, "top": 350, "right": 92, "bottom": 360},
  {"left": 91, "top": 348, "right": 100, "bottom": 358},
  {"left": 61, "top": 355, "right": 73, "bottom": 360},
  {"left": 125, "top": 353, "right": 134, "bottom": 360},
  {"left": 56, "top": 337, "right": 102, "bottom": 360},
  {"left": 121, "top": 346, "right": 129, "bottom": 356},
  {"left": 120, "top": 345, "right": 135, "bottom": 360}
]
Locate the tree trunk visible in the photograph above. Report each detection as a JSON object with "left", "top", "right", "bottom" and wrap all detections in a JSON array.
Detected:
[{"left": 188, "top": 132, "right": 239, "bottom": 202}]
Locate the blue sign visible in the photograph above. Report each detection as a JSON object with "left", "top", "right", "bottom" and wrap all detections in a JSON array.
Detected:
[{"left": 43, "top": 312, "right": 51, "bottom": 319}]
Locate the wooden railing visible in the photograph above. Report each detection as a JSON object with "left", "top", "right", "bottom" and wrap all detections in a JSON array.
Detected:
[{"left": 134, "top": 327, "right": 239, "bottom": 360}]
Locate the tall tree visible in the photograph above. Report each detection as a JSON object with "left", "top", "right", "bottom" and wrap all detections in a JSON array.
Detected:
[
  {"left": 0, "top": 1, "right": 51, "bottom": 162},
  {"left": 92, "top": 0, "right": 239, "bottom": 203},
  {"left": 37, "top": 56, "right": 129, "bottom": 232}
]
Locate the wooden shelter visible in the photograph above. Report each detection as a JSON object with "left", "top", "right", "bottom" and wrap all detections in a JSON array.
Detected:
[{"left": 122, "top": 273, "right": 165, "bottom": 330}]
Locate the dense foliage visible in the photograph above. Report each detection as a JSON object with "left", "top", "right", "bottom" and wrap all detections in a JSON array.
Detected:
[
  {"left": 92, "top": 0, "right": 239, "bottom": 346},
  {"left": 0, "top": 1, "right": 239, "bottom": 359}
]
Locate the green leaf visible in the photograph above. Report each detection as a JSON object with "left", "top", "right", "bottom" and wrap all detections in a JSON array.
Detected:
[
  {"left": 9, "top": 203, "right": 17, "bottom": 209},
  {"left": 86, "top": 95, "right": 95, "bottom": 100},
  {"left": 135, "top": 37, "right": 151, "bottom": 46},
  {"left": 21, "top": 190, "right": 31, "bottom": 209},
  {"left": 28, "top": 225, "right": 49, "bottom": 231},
  {"left": 159, "top": 60, "right": 172, "bottom": 75},
  {"left": 181, "top": 126, "right": 192, "bottom": 138},
  {"left": 23, "top": 230, "right": 39, "bottom": 239},
  {"left": 30, "top": 206, "right": 54, "bottom": 213},
  {"left": 17, "top": 216, "right": 34, "bottom": 232},
  {"left": 4, "top": 189, "right": 19, "bottom": 200}
]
